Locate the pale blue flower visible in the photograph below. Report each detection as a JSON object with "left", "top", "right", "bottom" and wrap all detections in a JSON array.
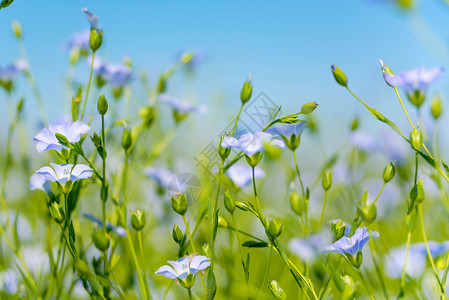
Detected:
[
  {"left": 64, "top": 29, "right": 90, "bottom": 51},
  {"left": 92, "top": 56, "right": 134, "bottom": 87},
  {"left": 29, "top": 173, "right": 51, "bottom": 193},
  {"left": 82, "top": 213, "right": 127, "bottom": 237},
  {"left": 155, "top": 255, "right": 211, "bottom": 279},
  {"left": 82, "top": 7, "right": 99, "bottom": 30},
  {"left": 289, "top": 231, "right": 332, "bottom": 261},
  {"left": 0, "top": 270, "right": 18, "bottom": 295},
  {"left": 145, "top": 167, "right": 175, "bottom": 190},
  {"left": 221, "top": 131, "right": 285, "bottom": 156},
  {"left": 382, "top": 63, "right": 443, "bottom": 94},
  {"left": 159, "top": 94, "right": 207, "bottom": 114},
  {"left": 36, "top": 163, "right": 93, "bottom": 186},
  {"left": 0, "top": 60, "right": 27, "bottom": 82},
  {"left": 349, "top": 131, "right": 378, "bottom": 152},
  {"left": 33, "top": 120, "right": 90, "bottom": 153},
  {"left": 226, "top": 164, "right": 265, "bottom": 188},
  {"left": 323, "top": 227, "right": 379, "bottom": 256},
  {"left": 265, "top": 122, "right": 306, "bottom": 138}
]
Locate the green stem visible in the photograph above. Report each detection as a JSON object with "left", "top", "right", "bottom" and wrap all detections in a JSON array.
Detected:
[
  {"left": 357, "top": 268, "right": 375, "bottom": 300},
  {"left": 138, "top": 231, "right": 151, "bottom": 300},
  {"left": 292, "top": 151, "right": 306, "bottom": 196},
  {"left": 319, "top": 191, "right": 328, "bottom": 225},
  {"left": 393, "top": 87, "right": 414, "bottom": 128},
  {"left": 399, "top": 230, "right": 412, "bottom": 297},
  {"left": 188, "top": 287, "right": 192, "bottom": 300},
  {"left": 231, "top": 104, "right": 244, "bottom": 136},
  {"left": 373, "top": 182, "right": 386, "bottom": 205},
  {"left": 125, "top": 228, "right": 149, "bottom": 300},
  {"left": 259, "top": 243, "right": 273, "bottom": 297},
  {"left": 369, "top": 241, "right": 388, "bottom": 300},
  {"left": 81, "top": 51, "right": 96, "bottom": 121}
]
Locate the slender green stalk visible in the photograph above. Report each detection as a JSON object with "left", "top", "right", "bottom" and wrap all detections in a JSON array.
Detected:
[
  {"left": 231, "top": 104, "right": 244, "bottom": 136},
  {"left": 393, "top": 87, "right": 414, "bottom": 128},
  {"left": 81, "top": 51, "right": 96, "bottom": 121},
  {"left": 418, "top": 204, "right": 445, "bottom": 299},
  {"left": 138, "top": 231, "right": 151, "bottom": 300},
  {"left": 399, "top": 230, "right": 412, "bottom": 297},
  {"left": 211, "top": 160, "right": 224, "bottom": 260},
  {"left": 293, "top": 151, "right": 308, "bottom": 234},
  {"left": 251, "top": 166, "right": 264, "bottom": 221},
  {"left": 259, "top": 243, "right": 273, "bottom": 297},
  {"left": 188, "top": 287, "right": 193, "bottom": 300},
  {"left": 369, "top": 241, "right": 388, "bottom": 300},
  {"left": 292, "top": 151, "right": 306, "bottom": 196},
  {"left": 319, "top": 191, "right": 328, "bottom": 225},
  {"left": 357, "top": 268, "right": 375, "bottom": 300},
  {"left": 125, "top": 228, "right": 148, "bottom": 300},
  {"left": 373, "top": 182, "right": 386, "bottom": 205}
]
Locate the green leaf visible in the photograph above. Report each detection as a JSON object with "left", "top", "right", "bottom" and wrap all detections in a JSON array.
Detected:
[{"left": 206, "top": 268, "right": 217, "bottom": 300}]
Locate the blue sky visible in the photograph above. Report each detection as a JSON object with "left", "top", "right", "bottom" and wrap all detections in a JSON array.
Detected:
[{"left": 1, "top": 1, "right": 449, "bottom": 141}]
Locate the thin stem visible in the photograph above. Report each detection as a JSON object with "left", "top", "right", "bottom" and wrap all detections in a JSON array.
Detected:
[
  {"left": 188, "top": 287, "right": 192, "bottom": 300},
  {"left": 319, "top": 191, "right": 328, "bottom": 225},
  {"left": 251, "top": 166, "right": 263, "bottom": 220},
  {"left": 399, "top": 230, "right": 412, "bottom": 297},
  {"left": 369, "top": 241, "right": 388, "bottom": 300},
  {"left": 125, "top": 228, "right": 148, "bottom": 300},
  {"left": 372, "top": 182, "right": 386, "bottom": 205},
  {"left": 357, "top": 268, "right": 375, "bottom": 300},
  {"left": 418, "top": 204, "right": 445, "bottom": 298},
  {"left": 231, "top": 104, "right": 244, "bottom": 136},
  {"left": 292, "top": 151, "right": 306, "bottom": 196},
  {"left": 259, "top": 243, "right": 273, "bottom": 297},
  {"left": 81, "top": 51, "right": 96, "bottom": 121},
  {"left": 293, "top": 151, "right": 307, "bottom": 234},
  {"left": 138, "top": 231, "right": 151, "bottom": 300},
  {"left": 393, "top": 87, "right": 414, "bottom": 128}
]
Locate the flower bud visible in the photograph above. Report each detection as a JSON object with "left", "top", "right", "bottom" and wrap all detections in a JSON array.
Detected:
[
  {"left": 179, "top": 273, "right": 195, "bottom": 289},
  {"left": 409, "top": 126, "right": 423, "bottom": 151},
  {"left": 139, "top": 106, "right": 156, "bottom": 129},
  {"left": 11, "top": 20, "right": 22, "bottom": 38},
  {"left": 268, "top": 280, "right": 287, "bottom": 300},
  {"left": 410, "top": 179, "right": 424, "bottom": 204},
  {"left": 282, "top": 133, "right": 300, "bottom": 151},
  {"left": 170, "top": 193, "right": 188, "bottom": 215},
  {"left": 92, "top": 228, "right": 110, "bottom": 252},
  {"left": 50, "top": 202, "right": 64, "bottom": 224},
  {"left": 217, "top": 216, "right": 229, "bottom": 227},
  {"left": 172, "top": 224, "right": 184, "bottom": 245},
  {"left": 240, "top": 75, "right": 253, "bottom": 104},
  {"left": 157, "top": 75, "right": 166, "bottom": 94},
  {"left": 331, "top": 65, "right": 347, "bottom": 87},
  {"left": 350, "top": 117, "right": 359, "bottom": 131},
  {"left": 265, "top": 218, "right": 283, "bottom": 240},
  {"left": 89, "top": 28, "right": 103, "bottom": 52},
  {"left": 341, "top": 275, "right": 356, "bottom": 300},
  {"left": 75, "top": 260, "right": 91, "bottom": 276},
  {"left": 289, "top": 190, "right": 304, "bottom": 216},
  {"left": 235, "top": 201, "right": 251, "bottom": 211},
  {"left": 97, "top": 94, "right": 108, "bottom": 116},
  {"left": 223, "top": 189, "right": 235, "bottom": 214},
  {"left": 345, "top": 250, "right": 363, "bottom": 268},
  {"left": 122, "top": 128, "right": 132, "bottom": 150},
  {"left": 330, "top": 219, "right": 346, "bottom": 240},
  {"left": 130, "top": 209, "right": 146, "bottom": 231},
  {"left": 407, "top": 90, "right": 425, "bottom": 108},
  {"left": 245, "top": 152, "right": 263, "bottom": 168},
  {"left": 202, "top": 243, "right": 212, "bottom": 258},
  {"left": 431, "top": 94, "right": 443, "bottom": 120},
  {"left": 300, "top": 102, "right": 318, "bottom": 115},
  {"left": 322, "top": 169, "right": 332, "bottom": 191},
  {"left": 360, "top": 202, "right": 377, "bottom": 223},
  {"left": 218, "top": 134, "right": 231, "bottom": 160},
  {"left": 383, "top": 162, "right": 395, "bottom": 183}
]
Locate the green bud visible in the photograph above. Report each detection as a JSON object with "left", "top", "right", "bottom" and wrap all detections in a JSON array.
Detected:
[
  {"left": 130, "top": 209, "right": 146, "bottom": 231},
  {"left": 89, "top": 28, "right": 103, "bottom": 52},
  {"left": 409, "top": 126, "right": 423, "bottom": 151},
  {"left": 92, "top": 229, "right": 110, "bottom": 252},
  {"left": 139, "top": 106, "right": 156, "bottom": 129},
  {"left": 282, "top": 134, "right": 300, "bottom": 151},
  {"left": 97, "top": 94, "right": 108, "bottom": 116},
  {"left": 172, "top": 224, "right": 184, "bottom": 245},
  {"left": 60, "top": 148, "right": 71, "bottom": 161},
  {"left": 122, "top": 128, "right": 132, "bottom": 150},
  {"left": 350, "top": 117, "right": 359, "bottom": 131},
  {"left": 217, "top": 216, "right": 229, "bottom": 227},
  {"left": 157, "top": 75, "right": 167, "bottom": 94},
  {"left": 11, "top": 20, "right": 22, "bottom": 38},
  {"left": 345, "top": 250, "right": 362, "bottom": 268},
  {"left": 407, "top": 90, "right": 425, "bottom": 108},
  {"left": 202, "top": 243, "right": 212, "bottom": 258},
  {"left": 410, "top": 179, "right": 424, "bottom": 204},
  {"left": 330, "top": 219, "right": 346, "bottom": 240},
  {"left": 396, "top": 0, "right": 415, "bottom": 10},
  {"left": 268, "top": 280, "right": 287, "bottom": 300},
  {"left": 331, "top": 65, "right": 347, "bottom": 87},
  {"left": 383, "top": 162, "right": 395, "bottom": 183},
  {"left": 57, "top": 181, "right": 73, "bottom": 195},
  {"left": 431, "top": 94, "right": 443, "bottom": 120},
  {"left": 75, "top": 260, "right": 91, "bottom": 276},
  {"left": 223, "top": 189, "right": 235, "bottom": 214},
  {"left": 112, "top": 87, "right": 123, "bottom": 99},
  {"left": 240, "top": 75, "right": 253, "bottom": 104},
  {"left": 55, "top": 133, "right": 70, "bottom": 147},
  {"left": 16, "top": 98, "right": 24, "bottom": 115},
  {"left": 179, "top": 52, "right": 194, "bottom": 65},
  {"left": 289, "top": 190, "right": 304, "bottom": 216},
  {"left": 322, "top": 169, "right": 332, "bottom": 191},
  {"left": 218, "top": 134, "right": 231, "bottom": 160},
  {"left": 170, "top": 193, "right": 188, "bottom": 215},
  {"left": 300, "top": 102, "right": 318, "bottom": 115},
  {"left": 265, "top": 218, "right": 283, "bottom": 240},
  {"left": 245, "top": 152, "right": 263, "bottom": 168},
  {"left": 173, "top": 110, "right": 188, "bottom": 123},
  {"left": 50, "top": 202, "right": 64, "bottom": 224},
  {"left": 360, "top": 202, "right": 377, "bottom": 223},
  {"left": 91, "top": 132, "right": 101, "bottom": 148},
  {"left": 235, "top": 201, "right": 251, "bottom": 212},
  {"left": 178, "top": 273, "right": 195, "bottom": 289},
  {"left": 341, "top": 275, "right": 356, "bottom": 300}
]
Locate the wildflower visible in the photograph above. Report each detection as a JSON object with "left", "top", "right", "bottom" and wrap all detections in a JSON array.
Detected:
[
  {"left": 0, "top": 270, "right": 18, "bottom": 295},
  {"left": 380, "top": 60, "right": 443, "bottom": 107},
  {"left": 177, "top": 50, "right": 203, "bottom": 67},
  {"left": 92, "top": 56, "right": 134, "bottom": 88},
  {"left": 82, "top": 7, "right": 99, "bottom": 30},
  {"left": 33, "top": 120, "right": 90, "bottom": 153},
  {"left": 145, "top": 167, "right": 175, "bottom": 192},
  {"left": 82, "top": 213, "right": 126, "bottom": 236},
  {"left": 266, "top": 122, "right": 306, "bottom": 150},
  {"left": 29, "top": 173, "right": 51, "bottom": 193},
  {"left": 323, "top": 227, "right": 379, "bottom": 267},
  {"left": 63, "top": 29, "right": 90, "bottom": 53},
  {"left": 82, "top": 8, "right": 103, "bottom": 51},
  {"left": 225, "top": 164, "right": 265, "bottom": 188},
  {"left": 289, "top": 231, "right": 332, "bottom": 261},
  {"left": 160, "top": 93, "right": 207, "bottom": 121},
  {"left": 155, "top": 255, "right": 211, "bottom": 283},
  {"left": 0, "top": 60, "right": 27, "bottom": 92},
  {"left": 36, "top": 163, "right": 93, "bottom": 187},
  {"left": 221, "top": 131, "right": 285, "bottom": 156}
]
